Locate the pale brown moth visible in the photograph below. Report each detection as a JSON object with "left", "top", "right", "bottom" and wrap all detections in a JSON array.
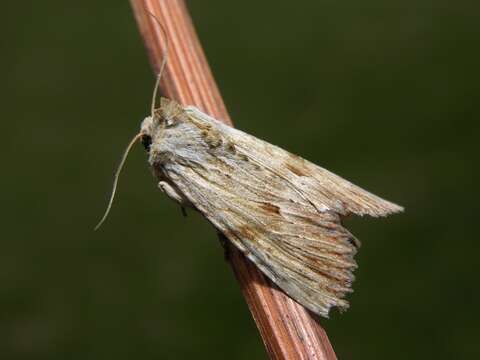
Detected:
[{"left": 96, "top": 17, "right": 403, "bottom": 318}]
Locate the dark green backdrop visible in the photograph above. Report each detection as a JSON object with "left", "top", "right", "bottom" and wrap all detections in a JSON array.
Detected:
[{"left": 1, "top": 1, "right": 478, "bottom": 359}]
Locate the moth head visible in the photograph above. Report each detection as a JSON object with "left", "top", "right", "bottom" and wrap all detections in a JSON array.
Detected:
[{"left": 140, "top": 98, "right": 185, "bottom": 152}]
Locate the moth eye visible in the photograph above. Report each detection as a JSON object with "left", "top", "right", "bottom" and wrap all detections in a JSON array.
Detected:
[{"left": 141, "top": 135, "right": 152, "bottom": 152}]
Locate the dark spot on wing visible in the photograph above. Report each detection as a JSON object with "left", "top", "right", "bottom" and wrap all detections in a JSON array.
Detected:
[
  {"left": 226, "top": 142, "right": 236, "bottom": 153},
  {"left": 207, "top": 135, "right": 223, "bottom": 148},
  {"left": 238, "top": 225, "right": 255, "bottom": 241},
  {"left": 239, "top": 154, "right": 249, "bottom": 162},
  {"left": 201, "top": 128, "right": 223, "bottom": 148},
  {"left": 259, "top": 202, "right": 280, "bottom": 215},
  {"left": 195, "top": 121, "right": 213, "bottom": 132}
]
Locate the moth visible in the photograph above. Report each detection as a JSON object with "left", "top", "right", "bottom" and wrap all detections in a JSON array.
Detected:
[{"left": 96, "top": 21, "right": 403, "bottom": 318}]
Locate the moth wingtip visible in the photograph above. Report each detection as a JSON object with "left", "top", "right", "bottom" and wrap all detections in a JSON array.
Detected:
[
  {"left": 360, "top": 200, "right": 404, "bottom": 218},
  {"left": 393, "top": 204, "right": 405, "bottom": 213},
  {"left": 382, "top": 201, "right": 405, "bottom": 216}
]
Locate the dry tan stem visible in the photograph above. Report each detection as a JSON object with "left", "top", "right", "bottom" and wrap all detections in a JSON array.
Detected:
[{"left": 129, "top": 1, "right": 337, "bottom": 358}]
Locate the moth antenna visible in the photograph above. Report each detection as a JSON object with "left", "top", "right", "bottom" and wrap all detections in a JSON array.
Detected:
[
  {"left": 94, "top": 133, "right": 143, "bottom": 231},
  {"left": 145, "top": 10, "right": 169, "bottom": 118}
]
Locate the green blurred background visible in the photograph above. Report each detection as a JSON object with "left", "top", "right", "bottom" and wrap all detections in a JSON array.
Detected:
[{"left": 1, "top": 0, "right": 478, "bottom": 359}]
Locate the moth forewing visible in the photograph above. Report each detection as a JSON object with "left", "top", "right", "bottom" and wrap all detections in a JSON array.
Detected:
[
  {"left": 141, "top": 97, "right": 403, "bottom": 318},
  {"left": 185, "top": 106, "right": 403, "bottom": 217}
]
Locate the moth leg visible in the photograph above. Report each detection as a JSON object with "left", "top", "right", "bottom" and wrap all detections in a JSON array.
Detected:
[{"left": 157, "top": 181, "right": 192, "bottom": 209}]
